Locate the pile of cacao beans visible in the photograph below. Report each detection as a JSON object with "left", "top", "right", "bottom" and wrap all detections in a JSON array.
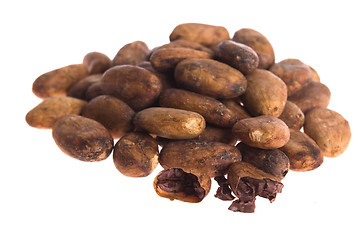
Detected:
[{"left": 26, "top": 23, "right": 351, "bottom": 213}]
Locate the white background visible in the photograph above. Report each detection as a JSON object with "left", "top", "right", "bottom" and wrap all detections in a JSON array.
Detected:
[{"left": 1, "top": 0, "right": 360, "bottom": 239}]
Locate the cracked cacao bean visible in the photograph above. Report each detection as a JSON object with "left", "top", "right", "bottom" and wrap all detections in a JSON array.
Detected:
[{"left": 154, "top": 168, "right": 211, "bottom": 203}]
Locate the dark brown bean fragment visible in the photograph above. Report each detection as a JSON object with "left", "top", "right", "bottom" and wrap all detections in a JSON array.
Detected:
[
  {"left": 112, "top": 41, "right": 150, "bottom": 66},
  {"left": 83, "top": 52, "right": 112, "bottom": 74},
  {"left": 81, "top": 95, "right": 135, "bottom": 139},
  {"left": 232, "top": 28, "right": 275, "bottom": 69},
  {"left": 101, "top": 65, "right": 162, "bottom": 111},
  {"left": 227, "top": 162, "right": 283, "bottom": 213},
  {"left": 113, "top": 132, "right": 158, "bottom": 177},
  {"left": 216, "top": 40, "right": 259, "bottom": 75},
  {"left": 52, "top": 115, "right": 114, "bottom": 162},
  {"left": 154, "top": 168, "right": 211, "bottom": 203},
  {"left": 214, "top": 176, "right": 235, "bottom": 201},
  {"left": 159, "top": 88, "right": 237, "bottom": 128}
]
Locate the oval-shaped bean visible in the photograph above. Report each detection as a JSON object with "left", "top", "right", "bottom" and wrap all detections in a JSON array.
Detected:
[
  {"left": 288, "top": 81, "right": 331, "bottom": 113},
  {"left": 241, "top": 69, "right": 287, "bottom": 117},
  {"left": 150, "top": 47, "right": 212, "bottom": 73},
  {"left": 52, "top": 115, "right": 114, "bottom": 162},
  {"left": 280, "top": 129, "right": 323, "bottom": 171},
  {"left": 216, "top": 40, "right": 259, "bottom": 75},
  {"left": 112, "top": 41, "right": 150, "bottom": 66},
  {"left": 269, "top": 59, "right": 313, "bottom": 96},
  {"left": 232, "top": 115, "right": 290, "bottom": 149},
  {"left": 101, "top": 65, "right": 162, "bottom": 111},
  {"left": 175, "top": 58, "right": 247, "bottom": 99},
  {"left": 304, "top": 108, "right": 351, "bottom": 157},
  {"left": 32, "top": 64, "right": 88, "bottom": 98},
  {"left": 26, "top": 96, "right": 87, "bottom": 129},
  {"left": 113, "top": 132, "right": 159, "bottom": 177},
  {"left": 83, "top": 52, "right": 112, "bottom": 74},
  {"left": 133, "top": 107, "right": 206, "bottom": 139},
  {"left": 169, "top": 23, "right": 230, "bottom": 47},
  {"left": 81, "top": 95, "right": 135, "bottom": 139},
  {"left": 159, "top": 88, "right": 237, "bottom": 128},
  {"left": 159, "top": 140, "right": 242, "bottom": 177},
  {"left": 278, "top": 101, "right": 305, "bottom": 130},
  {"left": 232, "top": 28, "right": 275, "bottom": 69}
]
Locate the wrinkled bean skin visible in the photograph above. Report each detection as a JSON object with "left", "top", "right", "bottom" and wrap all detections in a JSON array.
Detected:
[
  {"left": 288, "top": 81, "right": 331, "bottom": 113},
  {"left": 159, "top": 88, "right": 237, "bottom": 128},
  {"left": 150, "top": 47, "right": 211, "bottom": 73},
  {"left": 112, "top": 41, "right": 150, "bottom": 66},
  {"left": 278, "top": 101, "right": 304, "bottom": 130},
  {"left": 101, "top": 65, "right": 162, "bottom": 111},
  {"left": 83, "top": 52, "right": 112, "bottom": 74},
  {"left": 133, "top": 107, "right": 206, "bottom": 140},
  {"left": 81, "top": 95, "right": 135, "bottom": 139},
  {"left": 269, "top": 59, "right": 313, "bottom": 96},
  {"left": 157, "top": 39, "right": 215, "bottom": 56},
  {"left": 241, "top": 69, "right": 287, "bottom": 117},
  {"left": 26, "top": 96, "right": 87, "bottom": 129},
  {"left": 232, "top": 28, "right": 275, "bottom": 69},
  {"left": 170, "top": 23, "right": 230, "bottom": 47},
  {"left": 216, "top": 40, "right": 259, "bottom": 75},
  {"left": 113, "top": 132, "right": 159, "bottom": 177},
  {"left": 280, "top": 129, "right": 323, "bottom": 171},
  {"left": 175, "top": 58, "right": 247, "bottom": 99},
  {"left": 304, "top": 108, "right": 351, "bottom": 157},
  {"left": 52, "top": 115, "right": 114, "bottom": 162},
  {"left": 159, "top": 140, "right": 242, "bottom": 177},
  {"left": 232, "top": 115, "right": 290, "bottom": 149},
  {"left": 236, "top": 142, "right": 289, "bottom": 180},
  {"left": 33, "top": 64, "right": 88, "bottom": 98}
]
